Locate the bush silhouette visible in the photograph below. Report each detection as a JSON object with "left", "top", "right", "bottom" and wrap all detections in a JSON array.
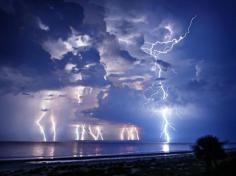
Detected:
[{"left": 193, "top": 135, "right": 226, "bottom": 168}]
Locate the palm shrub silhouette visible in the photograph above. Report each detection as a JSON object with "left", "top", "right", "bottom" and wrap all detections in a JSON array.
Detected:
[{"left": 193, "top": 135, "right": 226, "bottom": 169}]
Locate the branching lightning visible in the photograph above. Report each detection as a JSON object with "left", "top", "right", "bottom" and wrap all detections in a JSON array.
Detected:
[
  {"left": 73, "top": 124, "right": 104, "bottom": 140},
  {"left": 141, "top": 16, "right": 196, "bottom": 143},
  {"left": 75, "top": 124, "right": 86, "bottom": 140},
  {"left": 159, "top": 107, "right": 174, "bottom": 143},
  {"left": 35, "top": 94, "right": 57, "bottom": 142},
  {"left": 36, "top": 111, "right": 47, "bottom": 142},
  {"left": 120, "top": 126, "right": 140, "bottom": 140},
  {"left": 141, "top": 16, "right": 197, "bottom": 58},
  {"left": 88, "top": 125, "right": 104, "bottom": 140}
]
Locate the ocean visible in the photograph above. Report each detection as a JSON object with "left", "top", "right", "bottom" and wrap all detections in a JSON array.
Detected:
[{"left": 0, "top": 141, "right": 235, "bottom": 160}]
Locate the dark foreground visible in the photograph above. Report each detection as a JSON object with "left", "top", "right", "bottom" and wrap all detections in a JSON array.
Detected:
[{"left": 0, "top": 151, "right": 236, "bottom": 176}]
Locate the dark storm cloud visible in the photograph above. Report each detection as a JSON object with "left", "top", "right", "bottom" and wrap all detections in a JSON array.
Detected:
[
  {"left": 0, "top": 0, "right": 111, "bottom": 94},
  {"left": 0, "top": 0, "right": 236, "bottom": 141},
  {"left": 0, "top": 0, "right": 86, "bottom": 94},
  {"left": 0, "top": 0, "right": 138, "bottom": 92}
]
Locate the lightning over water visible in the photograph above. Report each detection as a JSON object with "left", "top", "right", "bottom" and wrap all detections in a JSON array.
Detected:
[
  {"left": 89, "top": 125, "right": 104, "bottom": 140},
  {"left": 36, "top": 99, "right": 50, "bottom": 142},
  {"left": 74, "top": 124, "right": 86, "bottom": 140},
  {"left": 35, "top": 93, "right": 57, "bottom": 142},
  {"left": 73, "top": 124, "right": 104, "bottom": 141},
  {"left": 120, "top": 126, "right": 140, "bottom": 141},
  {"left": 0, "top": 0, "right": 235, "bottom": 162},
  {"left": 141, "top": 16, "right": 197, "bottom": 144},
  {"left": 36, "top": 111, "right": 47, "bottom": 142},
  {"left": 50, "top": 113, "right": 56, "bottom": 142}
]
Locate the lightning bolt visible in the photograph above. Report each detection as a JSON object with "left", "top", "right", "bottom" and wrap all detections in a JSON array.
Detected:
[
  {"left": 36, "top": 111, "right": 47, "bottom": 142},
  {"left": 120, "top": 126, "right": 140, "bottom": 140},
  {"left": 35, "top": 93, "right": 58, "bottom": 142},
  {"left": 81, "top": 124, "right": 86, "bottom": 140},
  {"left": 74, "top": 124, "right": 103, "bottom": 140},
  {"left": 75, "top": 124, "right": 80, "bottom": 140},
  {"left": 50, "top": 113, "right": 56, "bottom": 142},
  {"left": 120, "top": 127, "right": 126, "bottom": 140},
  {"left": 89, "top": 125, "right": 98, "bottom": 140},
  {"left": 141, "top": 16, "right": 196, "bottom": 143},
  {"left": 133, "top": 127, "right": 140, "bottom": 140},
  {"left": 95, "top": 126, "right": 104, "bottom": 140},
  {"left": 160, "top": 106, "right": 175, "bottom": 143},
  {"left": 141, "top": 15, "right": 197, "bottom": 58},
  {"left": 74, "top": 124, "right": 86, "bottom": 140}
]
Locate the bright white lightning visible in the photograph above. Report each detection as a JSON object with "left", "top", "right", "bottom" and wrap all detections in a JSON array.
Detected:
[
  {"left": 36, "top": 111, "right": 47, "bottom": 142},
  {"left": 120, "top": 126, "right": 140, "bottom": 141},
  {"left": 159, "top": 107, "right": 174, "bottom": 143},
  {"left": 142, "top": 16, "right": 196, "bottom": 143},
  {"left": 157, "top": 64, "right": 168, "bottom": 100},
  {"left": 96, "top": 126, "right": 104, "bottom": 140},
  {"left": 74, "top": 124, "right": 86, "bottom": 140},
  {"left": 88, "top": 125, "right": 104, "bottom": 140},
  {"left": 133, "top": 127, "right": 140, "bottom": 140},
  {"left": 75, "top": 125, "right": 80, "bottom": 140},
  {"left": 81, "top": 124, "right": 86, "bottom": 140},
  {"left": 141, "top": 16, "right": 197, "bottom": 57},
  {"left": 50, "top": 113, "right": 56, "bottom": 142},
  {"left": 36, "top": 94, "right": 58, "bottom": 142},
  {"left": 120, "top": 127, "right": 125, "bottom": 140},
  {"left": 74, "top": 124, "right": 103, "bottom": 141},
  {"left": 162, "top": 143, "right": 170, "bottom": 153}
]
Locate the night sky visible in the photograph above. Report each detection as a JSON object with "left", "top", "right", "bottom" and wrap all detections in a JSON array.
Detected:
[{"left": 0, "top": 0, "right": 235, "bottom": 142}]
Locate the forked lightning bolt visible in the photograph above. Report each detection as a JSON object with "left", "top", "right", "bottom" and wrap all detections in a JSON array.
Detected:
[
  {"left": 36, "top": 111, "right": 47, "bottom": 142},
  {"left": 141, "top": 16, "right": 197, "bottom": 58},
  {"left": 75, "top": 124, "right": 86, "bottom": 140},
  {"left": 160, "top": 107, "right": 174, "bottom": 143},
  {"left": 120, "top": 126, "right": 140, "bottom": 140},
  {"left": 73, "top": 124, "right": 103, "bottom": 140},
  {"left": 89, "top": 125, "right": 104, "bottom": 140},
  {"left": 141, "top": 16, "right": 196, "bottom": 143},
  {"left": 36, "top": 97, "right": 57, "bottom": 142}
]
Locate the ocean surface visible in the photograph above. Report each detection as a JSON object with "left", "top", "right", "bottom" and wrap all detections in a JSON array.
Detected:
[{"left": 0, "top": 141, "right": 235, "bottom": 160}]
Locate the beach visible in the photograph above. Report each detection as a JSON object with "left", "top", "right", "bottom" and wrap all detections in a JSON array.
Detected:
[{"left": 0, "top": 150, "right": 235, "bottom": 176}]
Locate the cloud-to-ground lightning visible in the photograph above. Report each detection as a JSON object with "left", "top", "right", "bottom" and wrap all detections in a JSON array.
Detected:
[
  {"left": 120, "top": 126, "right": 140, "bottom": 140},
  {"left": 89, "top": 125, "right": 104, "bottom": 140},
  {"left": 36, "top": 99, "right": 50, "bottom": 142},
  {"left": 74, "top": 124, "right": 86, "bottom": 140},
  {"left": 159, "top": 107, "right": 174, "bottom": 143},
  {"left": 50, "top": 113, "right": 56, "bottom": 141},
  {"left": 81, "top": 124, "right": 86, "bottom": 140},
  {"left": 35, "top": 93, "right": 57, "bottom": 142},
  {"left": 36, "top": 111, "right": 47, "bottom": 142},
  {"left": 141, "top": 16, "right": 196, "bottom": 144},
  {"left": 73, "top": 124, "right": 104, "bottom": 140},
  {"left": 75, "top": 124, "right": 80, "bottom": 140}
]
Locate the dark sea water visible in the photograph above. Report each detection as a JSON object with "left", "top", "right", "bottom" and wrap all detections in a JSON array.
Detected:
[{"left": 0, "top": 142, "right": 235, "bottom": 160}]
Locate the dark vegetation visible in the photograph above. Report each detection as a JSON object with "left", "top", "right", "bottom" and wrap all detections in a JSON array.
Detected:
[{"left": 193, "top": 135, "right": 226, "bottom": 168}]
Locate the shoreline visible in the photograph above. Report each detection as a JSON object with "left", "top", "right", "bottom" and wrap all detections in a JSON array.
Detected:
[
  {"left": 0, "top": 150, "right": 193, "bottom": 163},
  {"left": 0, "top": 151, "right": 195, "bottom": 173},
  {"left": 1, "top": 150, "right": 235, "bottom": 176},
  {"left": 1, "top": 148, "right": 235, "bottom": 163}
]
